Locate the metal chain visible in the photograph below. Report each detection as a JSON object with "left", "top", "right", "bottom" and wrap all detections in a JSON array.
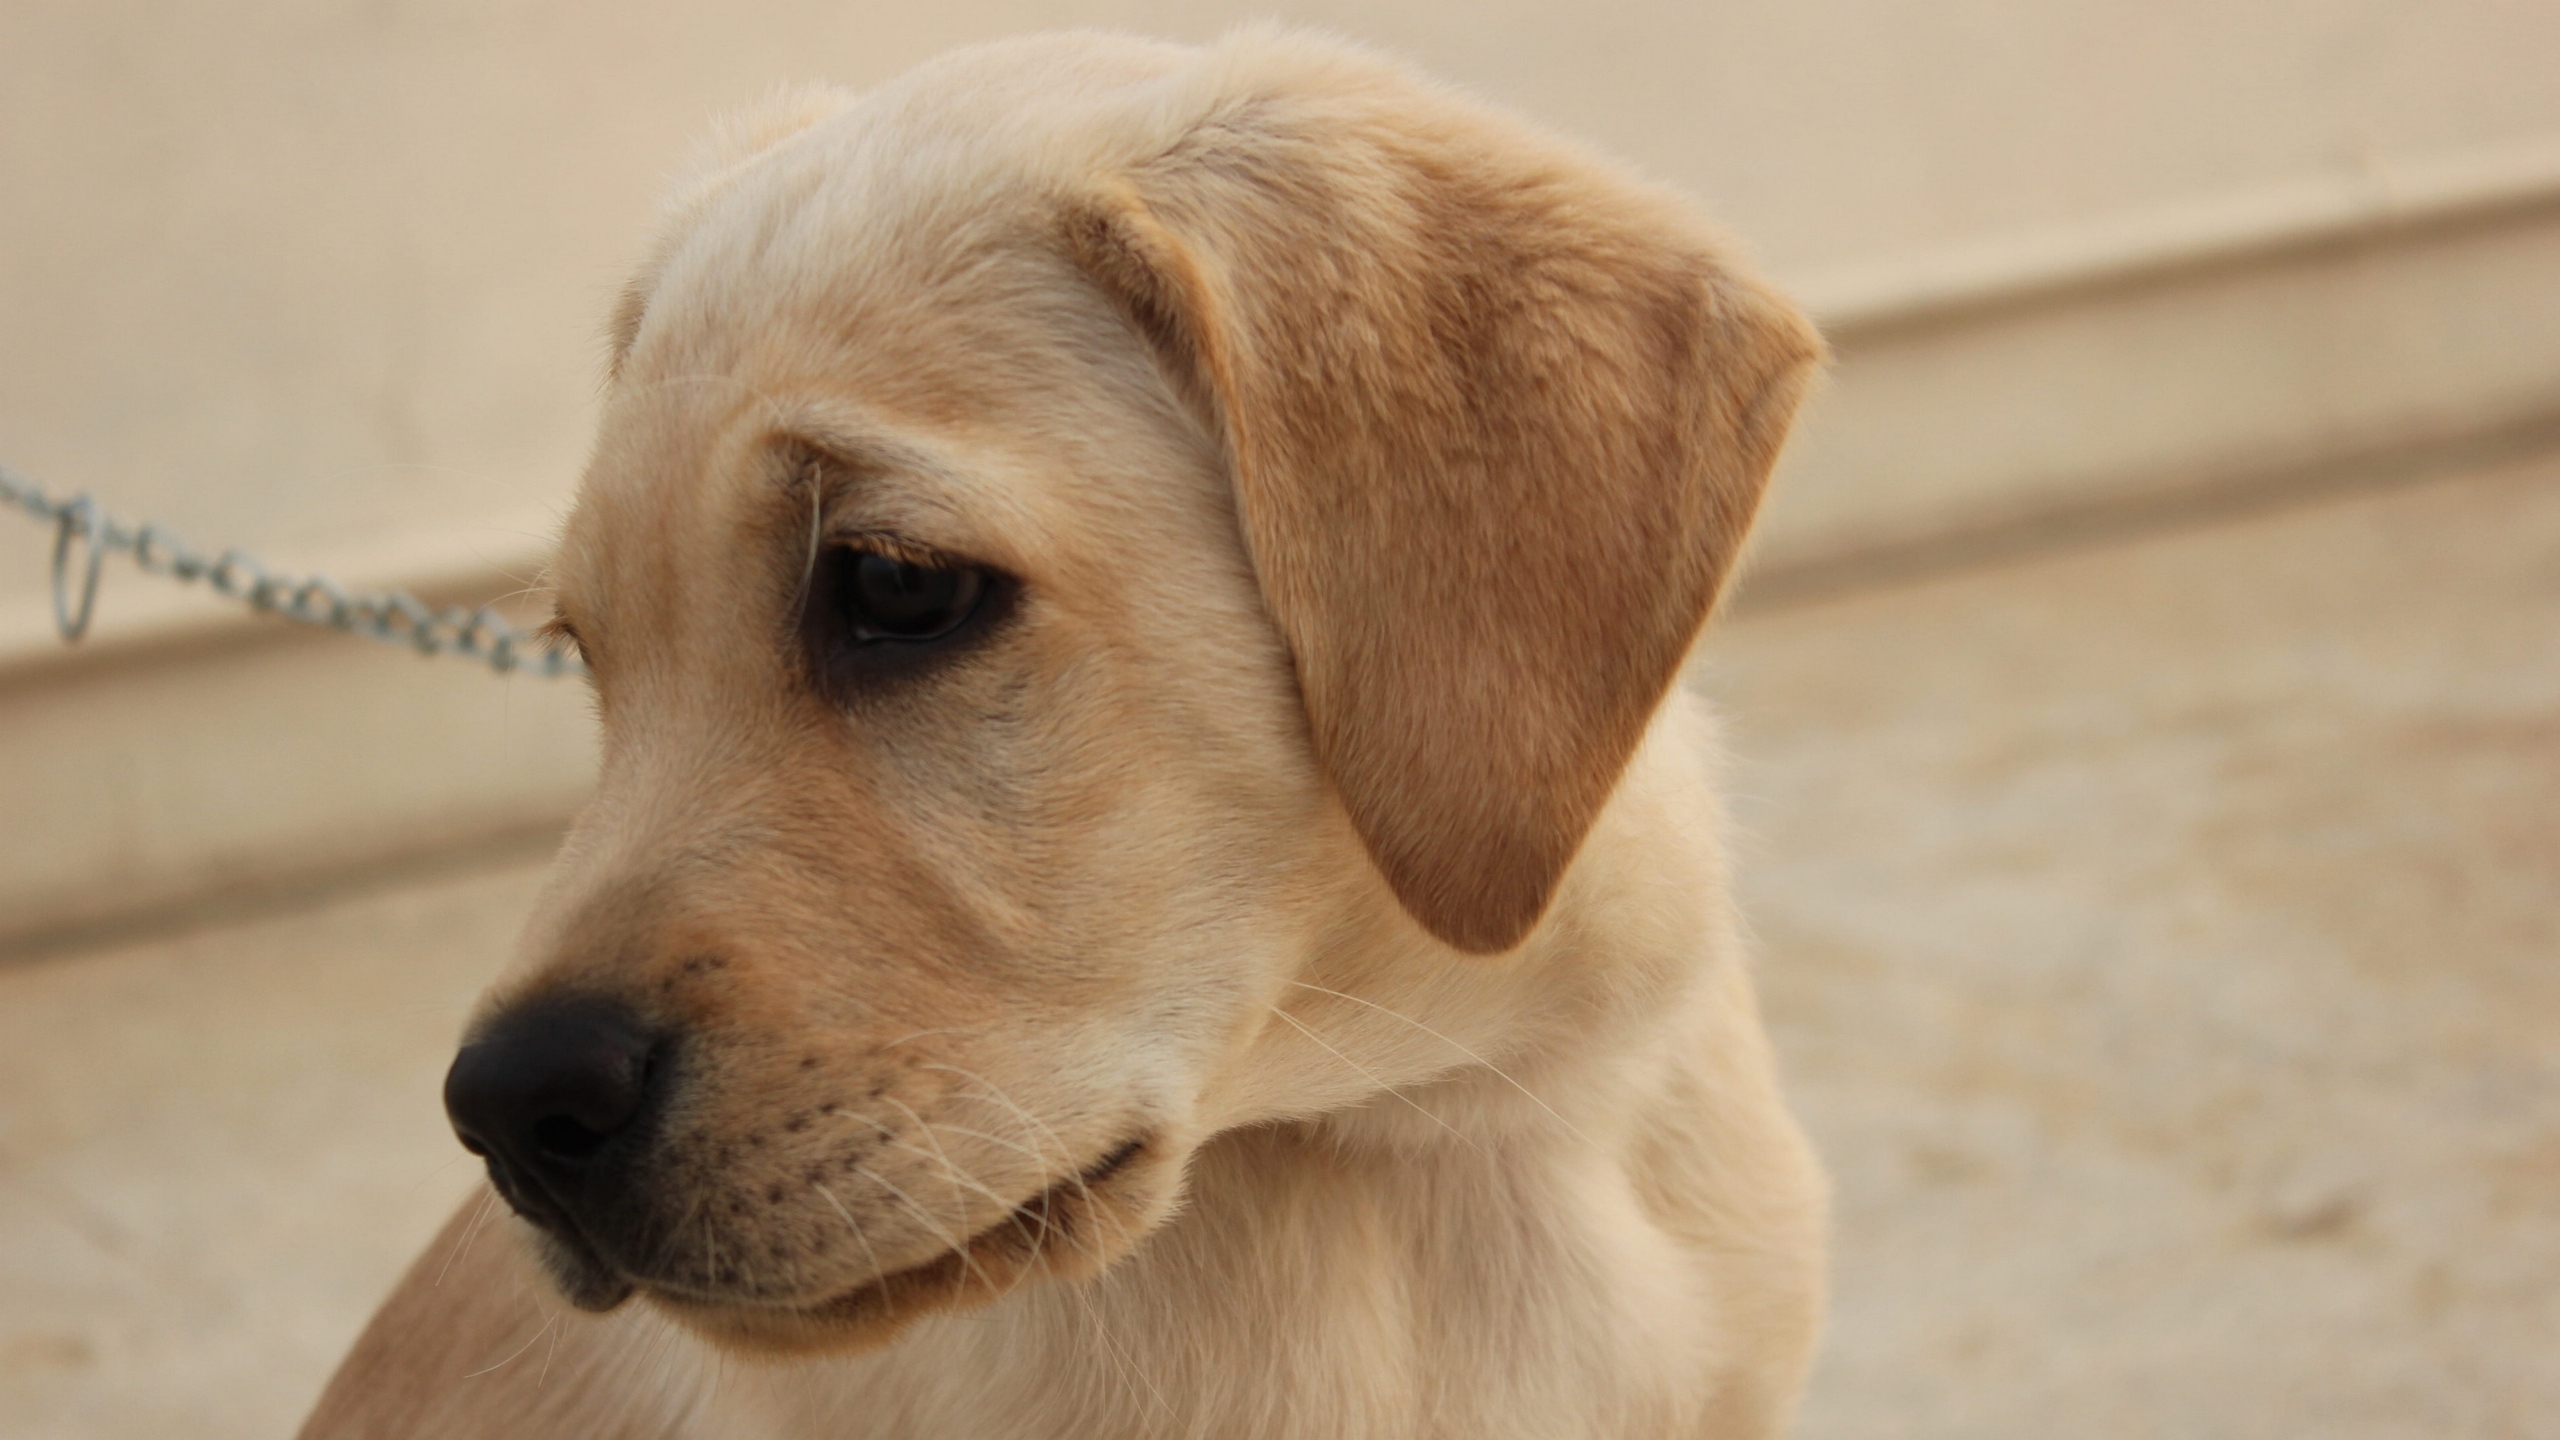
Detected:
[{"left": 0, "top": 461, "right": 580, "bottom": 678}]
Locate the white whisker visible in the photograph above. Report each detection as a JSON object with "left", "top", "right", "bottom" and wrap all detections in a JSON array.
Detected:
[
  {"left": 881, "top": 1096, "right": 970, "bottom": 1221},
  {"left": 436, "top": 1188, "right": 505, "bottom": 1287},
  {"left": 462, "top": 1307, "right": 557, "bottom": 1379},
  {"left": 850, "top": 1159, "right": 1003, "bottom": 1298},
  {"left": 793, "top": 467, "right": 825, "bottom": 608},
  {"left": 883, "top": 1096, "right": 1078, "bottom": 1300},
  {"left": 1286, "top": 980, "right": 1594, "bottom": 1147},
  {"left": 1267, "top": 1007, "right": 1485, "bottom": 1156},
  {"left": 813, "top": 1181, "right": 891, "bottom": 1291},
  {"left": 877, "top": 1027, "right": 980, "bottom": 1051},
  {"left": 538, "top": 1304, "right": 563, "bottom": 1388},
  {"left": 1068, "top": 1281, "right": 1178, "bottom": 1425},
  {"left": 869, "top": 1130, "right": 1051, "bottom": 1301},
  {"left": 917, "top": 1063, "right": 1109, "bottom": 1262}
]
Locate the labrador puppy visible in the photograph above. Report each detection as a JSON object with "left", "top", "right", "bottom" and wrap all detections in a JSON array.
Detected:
[{"left": 301, "top": 26, "right": 1827, "bottom": 1439}]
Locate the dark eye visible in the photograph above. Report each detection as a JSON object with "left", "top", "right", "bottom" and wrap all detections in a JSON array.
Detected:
[
  {"left": 802, "top": 541, "right": 1009, "bottom": 697},
  {"left": 835, "top": 549, "right": 985, "bottom": 641}
]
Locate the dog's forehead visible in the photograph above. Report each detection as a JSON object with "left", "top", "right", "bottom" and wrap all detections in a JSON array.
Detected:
[
  {"left": 551, "top": 35, "right": 1242, "bottom": 634},
  {"left": 631, "top": 33, "right": 1199, "bottom": 368},
  {"left": 557, "top": 223, "right": 1049, "bottom": 581}
]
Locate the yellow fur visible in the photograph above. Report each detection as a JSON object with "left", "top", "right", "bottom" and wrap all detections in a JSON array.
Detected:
[{"left": 301, "top": 27, "right": 1827, "bottom": 1439}]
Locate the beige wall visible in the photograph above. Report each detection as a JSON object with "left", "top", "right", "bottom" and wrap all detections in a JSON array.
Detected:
[{"left": 4, "top": 0, "right": 2558, "bottom": 600}]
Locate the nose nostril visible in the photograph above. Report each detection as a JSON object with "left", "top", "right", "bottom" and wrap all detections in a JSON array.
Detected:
[
  {"left": 534, "top": 1114, "right": 613, "bottom": 1162},
  {"left": 444, "top": 998, "right": 661, "bottom": 1203}
]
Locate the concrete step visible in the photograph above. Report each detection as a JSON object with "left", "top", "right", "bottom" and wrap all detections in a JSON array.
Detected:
[
  {"left": 10, "top": 159, "right": 2557, "bottom": 951},
  {"left": 1758, "top": 135, "right": 2560, "bottom": 594},
  {"left": 0, "top": 613, "right": 591, "bottom": 958}
]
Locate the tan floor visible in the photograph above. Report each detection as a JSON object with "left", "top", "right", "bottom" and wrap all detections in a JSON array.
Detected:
[
  {"left": 2, "top": 452, "right": 2556, "bottom": 1437},
  {"left": 0, "top": 862, "right": 534, "bottom": 1440},
  {"left": 1707, "top": 450, "right": 2560, "bottom": 1438}
]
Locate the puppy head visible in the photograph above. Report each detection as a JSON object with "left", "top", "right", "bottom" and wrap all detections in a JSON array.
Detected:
[{"left": 448, "top": 28, "right": 1818, "bottom": 1354}]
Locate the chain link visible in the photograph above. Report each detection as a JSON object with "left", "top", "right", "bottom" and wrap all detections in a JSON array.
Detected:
[{"left": 0, "top": 462, "right": 581, "bottom": 678}]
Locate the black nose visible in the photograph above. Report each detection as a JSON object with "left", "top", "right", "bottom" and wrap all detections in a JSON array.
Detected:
[{"left": 444, "top": 999, "right": 658, "bottom": 1214}]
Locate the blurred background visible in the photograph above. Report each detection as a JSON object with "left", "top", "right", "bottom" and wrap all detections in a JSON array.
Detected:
[{"left": 2, "top": 2, "right": 2556, "bottom": 1435}]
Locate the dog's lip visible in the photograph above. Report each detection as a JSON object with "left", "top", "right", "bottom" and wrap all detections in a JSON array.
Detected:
[
  {"left": 550, "top": 1233, "right": 640, "bottom": 1311},
  {"left": 649, "top": 1133, "right": 1155, "bottom": 1315},
  {"left": 481, "top": 1155, "right": 638, "bottom": 1309}
]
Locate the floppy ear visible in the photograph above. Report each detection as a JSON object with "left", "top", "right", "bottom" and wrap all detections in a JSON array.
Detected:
[{"left": 1066, "top": 61, "right": 1822, "bottom": 953}]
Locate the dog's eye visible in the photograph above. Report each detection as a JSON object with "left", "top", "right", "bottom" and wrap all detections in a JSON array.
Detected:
[
  {"left": 835, "top": 550, "right": 985, "bottom": 642},
  {"left": 803, "top": 542, "right": 1009, "bottom": 697}
]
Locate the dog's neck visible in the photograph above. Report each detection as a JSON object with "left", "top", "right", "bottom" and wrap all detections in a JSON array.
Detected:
[
  {"left": 1269, "top": 691, "right": 1743, "bottom": 1152},
  {"left": 731, "top": 694, "right": 1821, "bottom": 1438}
]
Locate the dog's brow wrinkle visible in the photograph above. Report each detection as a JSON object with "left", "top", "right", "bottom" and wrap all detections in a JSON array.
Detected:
[{"left": 773, "top": 423, "right": 943, "bottom": 496}]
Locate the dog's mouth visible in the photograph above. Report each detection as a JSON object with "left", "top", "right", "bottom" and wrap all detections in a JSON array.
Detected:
[{"left": 564, "top": 1133, "right": 1164, "bottom": 1352}]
